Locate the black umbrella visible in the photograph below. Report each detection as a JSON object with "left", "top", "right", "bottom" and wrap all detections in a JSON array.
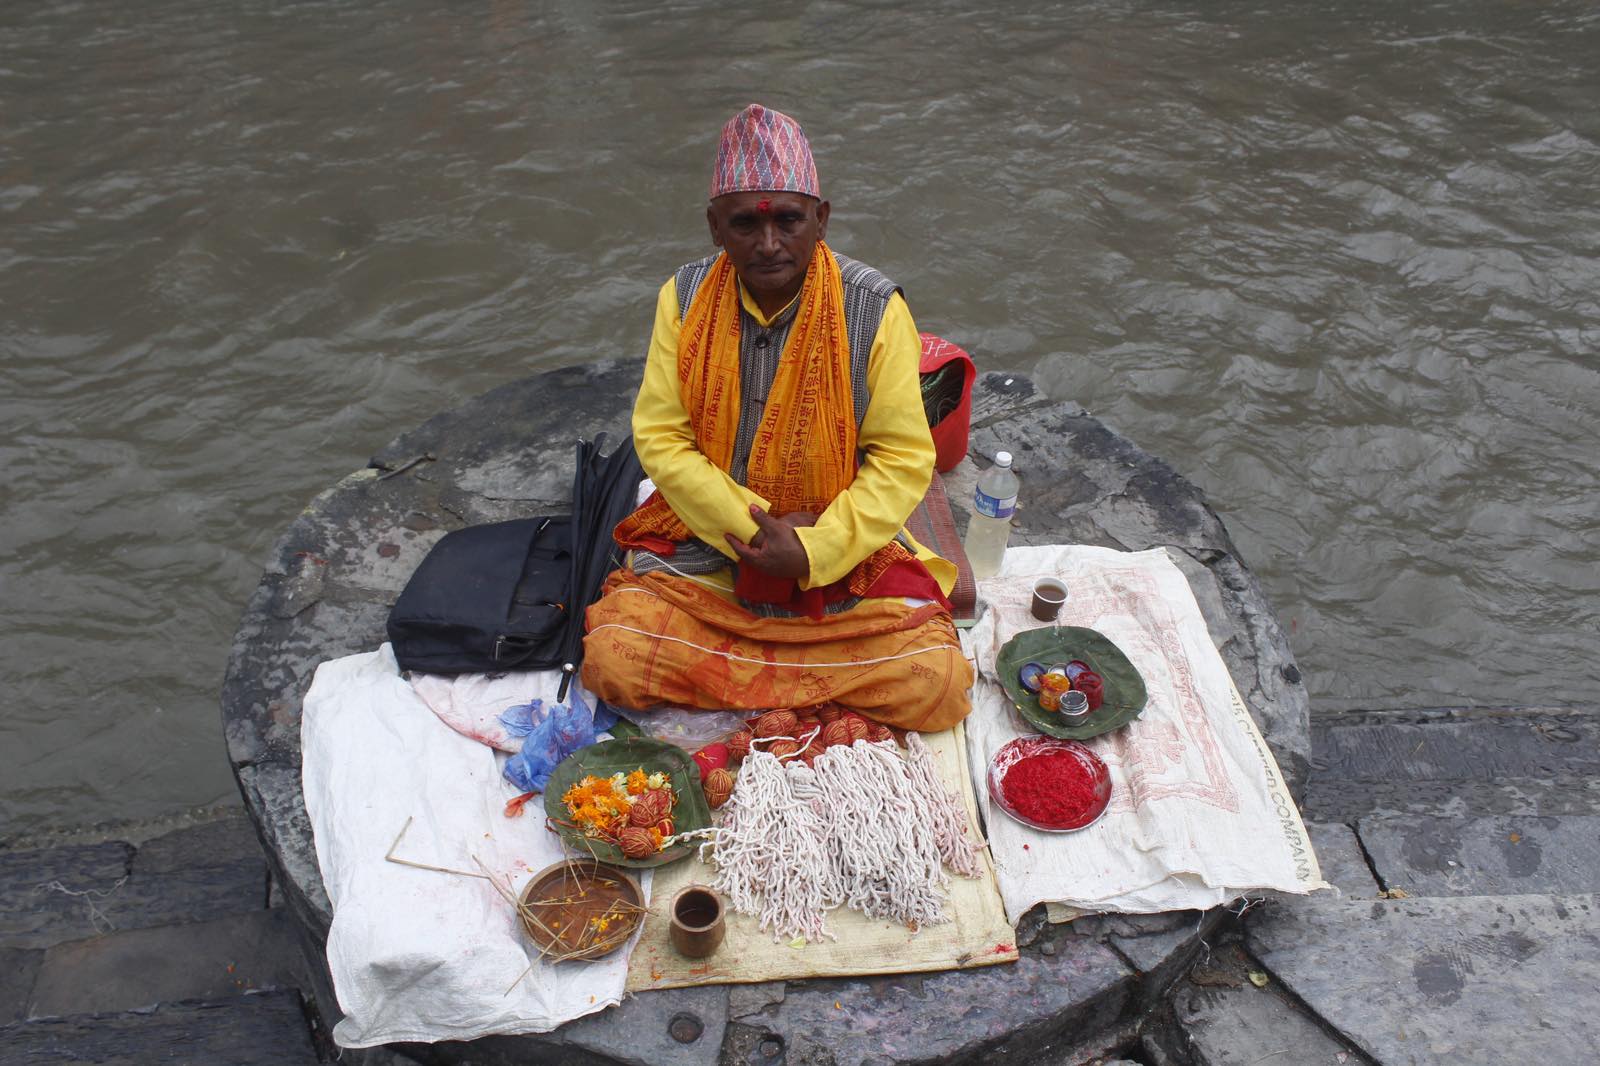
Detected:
[{"left": 556, "top": 432, "right": 644, "bottom": 701}]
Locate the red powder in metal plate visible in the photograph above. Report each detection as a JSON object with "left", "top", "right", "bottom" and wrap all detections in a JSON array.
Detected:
[{"left": 1001, "top": 752, "right": 1100, "bottom": 827}]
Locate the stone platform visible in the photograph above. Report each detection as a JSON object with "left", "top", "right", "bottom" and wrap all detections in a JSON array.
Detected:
[
  {"left": 216, "top": 361, "right": 1310, "bottom": 1064},
  {"left": 8, "top": 704, "right": 1598, "bottom": 1064}
]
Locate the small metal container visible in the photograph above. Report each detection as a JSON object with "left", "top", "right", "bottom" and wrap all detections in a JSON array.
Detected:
[{"left": 1059, "top": 690, "right": 1090, "bottom": 717}]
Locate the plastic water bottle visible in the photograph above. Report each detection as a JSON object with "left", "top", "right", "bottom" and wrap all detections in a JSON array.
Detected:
[{"left": 963, "top": 450, "right": 1019, "bottom": 581}]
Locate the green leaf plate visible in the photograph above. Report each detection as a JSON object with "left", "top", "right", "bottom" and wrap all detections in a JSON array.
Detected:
[
  {"left": 542, "top": 736, "right": 712, "bottom": 868},
  {"left": 995, "top": 625, "right": 1148, "bottom": 740}
]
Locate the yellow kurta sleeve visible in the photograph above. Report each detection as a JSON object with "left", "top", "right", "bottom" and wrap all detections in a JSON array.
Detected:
[
  {"left": 794, "top": 292, "right": 952, "bottom": 591},
  {"left": 631, "top": 277, "right": 766, "bottom": 557}
]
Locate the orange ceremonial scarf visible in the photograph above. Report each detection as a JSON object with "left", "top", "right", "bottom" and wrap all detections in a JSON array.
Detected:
[{"left": 615, "top": 241, "right": 917, "bottom": 604}]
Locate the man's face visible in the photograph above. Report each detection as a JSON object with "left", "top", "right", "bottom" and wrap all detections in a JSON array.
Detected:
[{"left": 706, "top": 191, "right": 831, "bottom": 311}]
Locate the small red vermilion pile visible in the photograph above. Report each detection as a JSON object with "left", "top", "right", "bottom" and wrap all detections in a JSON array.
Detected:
[{"left": 1000, "top": 750, "right": 1102, "bottom": 829}]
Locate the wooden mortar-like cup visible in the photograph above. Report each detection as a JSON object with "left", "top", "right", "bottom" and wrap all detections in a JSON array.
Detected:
[{"left": 669, "top": 884, "right": 726, "bottom": 958}]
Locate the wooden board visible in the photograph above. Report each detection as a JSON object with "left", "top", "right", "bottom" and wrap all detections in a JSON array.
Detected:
[{"left": 625, "top": 722, "right": 1017, "bottom": 990}]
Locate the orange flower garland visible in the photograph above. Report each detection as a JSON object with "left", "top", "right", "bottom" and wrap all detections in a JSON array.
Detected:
[{"left": 561, "top": 770, "right": 677, "bottom": 856}]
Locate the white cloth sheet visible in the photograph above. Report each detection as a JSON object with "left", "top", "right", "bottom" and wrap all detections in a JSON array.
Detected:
[
  {"left": 408, "top": 667, "right": 568, "bottom": 753},
  {"left": 964, "top": 546, "right": 1325, "bottom": 923},
  {"left": 301, "top": 645, "right": 646, "bottom": 1047}
]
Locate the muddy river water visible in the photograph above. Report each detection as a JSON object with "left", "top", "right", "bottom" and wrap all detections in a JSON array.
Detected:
[{"left": 2, "top": 0, "right": 1596, "bottom": 833}]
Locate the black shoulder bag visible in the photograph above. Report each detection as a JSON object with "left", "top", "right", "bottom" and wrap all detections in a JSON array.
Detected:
[{"left": 385, "top": 434, "right": 643, "bottom": 699}]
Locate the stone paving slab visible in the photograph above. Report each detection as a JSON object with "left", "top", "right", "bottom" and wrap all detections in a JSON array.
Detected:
[
  {"left": 1175, "top": 980, "right": 1363, "bottom": 1066},
  {"left": 0, "top": 989, "right": 319, "bottom": 1065},
  {"left": 235, "top": 759, "right": 333, "bottom": 934},
  {"left": 0, "top": 948, "right": 43, "bottom": 1025},
  {"left": 738, "top": 938, "right": 1131, "bottom": 1066},
  {"left": 26, "top": 908, "right": 308, "bottom": 1020},
  {"left": 133, "top": 815, "right": 269, "bottom": 878},
  {"left": 1070, "top": 909, "right": 1228, "bottom": 1010},
  {"left": 558, "top": 984, "right": 730, "bottom": 1066},
  {"left": 1310, "top": 707, "right": 1600, "bottom": 785},
  {"left": 389, "top": 985, "right": 730, "bottom": 1066},
  {"left": 1098, "top": 911, "right": 1208, "bottom": 972},
  {"left": 1248, "top": 893, "right": 1599, "bottom": 1066},
  {"left": 1358, "top": 814, "right": 1600, "bottom": 897},
  {"left": 1303, "top": 821, "right": 1379, "bottom": 899},
  {"left": 1309, "top": 773, "right": 1600, "bottom": 823},
  {"left": 100, "top": 864, "right": 273, "bottom": 934},
  {"left": 1307, "top": 708, "right": 1600, "bottom": 823},
  {"left": 1164, "top": 941, "right": 1368, "bottom": 1066},
  {"left": 0, "top": 842, "right": 133, "bottom": 949}
]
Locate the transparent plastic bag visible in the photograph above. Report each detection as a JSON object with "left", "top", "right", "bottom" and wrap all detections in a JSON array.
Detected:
[{"left": 607, "top": 703, "right": 750, "bottom": 752}]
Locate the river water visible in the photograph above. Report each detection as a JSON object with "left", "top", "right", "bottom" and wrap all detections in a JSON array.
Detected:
[{"left": 3, "top": 0, "right": 1596, "bottom": 835}]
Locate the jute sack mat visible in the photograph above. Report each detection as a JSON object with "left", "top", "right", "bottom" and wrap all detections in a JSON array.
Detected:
[{"left": 625, "top": 721, "right": 1017, "bottom": 990}]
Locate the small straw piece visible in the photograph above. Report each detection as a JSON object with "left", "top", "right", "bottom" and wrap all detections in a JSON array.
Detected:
[
  {"left": 381, "top": 816, "right": 643, "bottom": 990},
  {"left": 384, "top": 816, "right": 493, "bottom": 881}
]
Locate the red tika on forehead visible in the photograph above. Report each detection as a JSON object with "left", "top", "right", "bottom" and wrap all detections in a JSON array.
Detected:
[{"left": 756, "top": 198, "right": 772, "bottom": 214}]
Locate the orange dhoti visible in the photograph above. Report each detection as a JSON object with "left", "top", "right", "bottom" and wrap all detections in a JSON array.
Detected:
[{"left": 581, "top": 570, "right": 974, "bottom": 733}]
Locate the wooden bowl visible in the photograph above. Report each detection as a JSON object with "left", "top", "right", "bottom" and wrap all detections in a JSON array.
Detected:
[{"left": 517, "top": 859, "right": 644, "bottom": 962}]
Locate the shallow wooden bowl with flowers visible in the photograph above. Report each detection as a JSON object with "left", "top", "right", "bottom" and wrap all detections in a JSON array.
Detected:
[{"left": 518, "top": 859, "right": 644, "bottom": 962}]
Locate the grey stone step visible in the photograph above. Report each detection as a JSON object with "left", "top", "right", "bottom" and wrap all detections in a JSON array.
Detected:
[
  {"left": 0, "top": 816, "right": 270, "bottom": 951},
  {"left": 25, "top": 908, "right": 309, "bottom": 1021},
  {"left": 1357, "top": 813, "right": 1600, "bottom": 898},
  {"left": 1308, "top": 774, "right": 1600, "bottom": 823},
  {"left": 1170, "top": 944, "right": 1368, "bottom": 1066},
  {"left": 0, "top": 989, "right": 320, "bottom": 1065},
  {"left": 1307, "top": 707, "right": 1600, "bottom": 822},
  {"left": 556, "top": 984, "right": 729, "bottom": 1066},
  {"left": 1248, "top": 893, "right": 1598, "bottom": 1066},
  {"left": 1310, "top": 706, "right": 1600, "bottom": 783},
  {"left": 0, "top": 948, "right": 44, "bottom": 1026},
  {"left": 722, "top": 934, "right": 1132, "bottom": 1066},
  {"left": 132, "top": 816, "right": 269, "bottom": 881},
  {"left": 1178, "top": 981, "right": 1364, "bottom": 1066},
  {"left": 0, "top": 842, "right": 134, "bottom": 949},
  {"left": 1303, "top": 821, "right": 1381, "bottom": 899}
]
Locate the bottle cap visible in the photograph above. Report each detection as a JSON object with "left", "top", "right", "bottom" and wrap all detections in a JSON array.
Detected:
[{"left": 995, "top": 451, "right": 1012, "bottom": 467}]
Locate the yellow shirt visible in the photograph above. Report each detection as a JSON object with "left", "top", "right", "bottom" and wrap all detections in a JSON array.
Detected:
[{"left": 631, "top": 270, "right": 956, "bottom": 595}]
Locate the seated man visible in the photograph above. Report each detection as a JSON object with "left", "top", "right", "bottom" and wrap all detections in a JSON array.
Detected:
[{"left": 581, "top": 104, "right": 973, "bottom": 733}]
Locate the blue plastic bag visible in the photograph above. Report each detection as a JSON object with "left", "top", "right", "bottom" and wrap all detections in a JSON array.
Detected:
[
  {"left": 501, "top": 687, "right": 617, "bottom": 794},
  {"left": 497, "top": 698, "right": 544, "bottom": 739}
]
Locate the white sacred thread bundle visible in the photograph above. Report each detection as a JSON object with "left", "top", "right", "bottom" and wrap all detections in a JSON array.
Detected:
[{"left": 698, "top": 733, "right": 987, "bottom": 942}]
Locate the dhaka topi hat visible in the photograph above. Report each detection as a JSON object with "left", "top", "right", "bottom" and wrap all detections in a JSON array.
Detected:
[{"left": 710, "top": 104, "right": 820, "bottom": 200}]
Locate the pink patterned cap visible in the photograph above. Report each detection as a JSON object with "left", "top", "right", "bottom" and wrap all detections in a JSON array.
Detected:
[{"left": 709, "top": 104, "right": 820, "bottom": 200}]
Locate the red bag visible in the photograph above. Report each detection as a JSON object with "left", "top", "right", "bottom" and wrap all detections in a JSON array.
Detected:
[{"left": 918, "top": 333, "right": 976, "bottom": 473}]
